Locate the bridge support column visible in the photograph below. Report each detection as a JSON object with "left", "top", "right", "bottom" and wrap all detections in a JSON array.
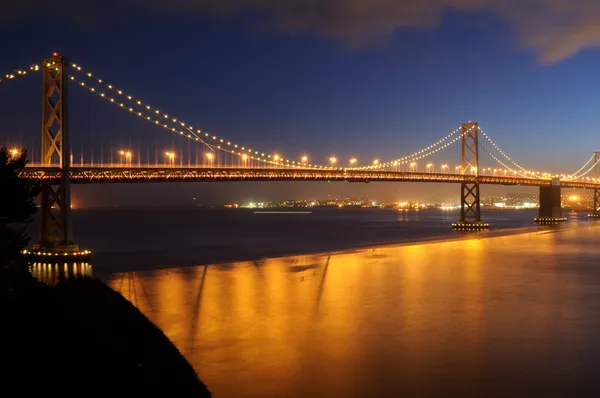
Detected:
[
  {"left": 30, "top": 54, "right": 85, "bottom": 258},
  {"left": 589, "top": 152, "right": 600, "bottom": 219},
  {"left": 452, "top": 122, "right": 489, "bottom": 231},
  {"left": 534, "top": 179, "right": 566, "bottom": 225}
]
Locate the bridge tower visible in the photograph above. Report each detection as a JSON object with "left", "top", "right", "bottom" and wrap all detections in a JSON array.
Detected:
[
  {"left": 588, "top": 152, "right": 600, "bottom": 220},
  {"left": 32, "top": 54, "right": 79, "bottom": 254},
  {"left": 452, "top": 122, "right": 489, "bottom": 231}
]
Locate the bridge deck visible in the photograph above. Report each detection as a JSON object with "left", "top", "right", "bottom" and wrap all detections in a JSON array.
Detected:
[{"left": 20, "top": 166, "right": 598, "bottom": 189}]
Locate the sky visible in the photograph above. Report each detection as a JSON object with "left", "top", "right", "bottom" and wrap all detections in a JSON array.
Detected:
[{"left": 2, "top": 1, "right": 600, "bottom": 206}]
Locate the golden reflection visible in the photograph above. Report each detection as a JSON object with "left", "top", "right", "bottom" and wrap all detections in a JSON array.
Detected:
[
  {"left": 102, "top": 226, "right": 600, "bottom": 397},
  {"left": 29, "top": 261, "right": 93, "bottom": 285}
]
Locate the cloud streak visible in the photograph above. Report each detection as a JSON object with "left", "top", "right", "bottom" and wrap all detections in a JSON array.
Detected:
[{"left": 7, "top": 0, "right": 600, "bottom": 63}]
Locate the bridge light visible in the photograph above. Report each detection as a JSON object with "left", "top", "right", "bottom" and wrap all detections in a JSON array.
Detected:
[
  {"left": 274, "top": 154, "right": 280, "bottom": 161},
  {"left": 301, "top": 156, "right": 308, "bottom": 163},
  {"left": 242, "top": 154, "right": 248, "bottom": 160},
  {"left": 206, "top": 153, "right": 214, "bottom": 160},
  {"left": 329, "top": 157, "right": 337, "bottom": 165},
  {"left": 349, "top": 158, "right": 357, "bottom": 165},
  {"left": 373, "top": 159, "right": 379, "bottom": 166}
]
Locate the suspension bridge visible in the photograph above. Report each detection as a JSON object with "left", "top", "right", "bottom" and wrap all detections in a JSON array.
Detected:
[{"left": 3, "top": 53, "right": 600, "bottom": 258}]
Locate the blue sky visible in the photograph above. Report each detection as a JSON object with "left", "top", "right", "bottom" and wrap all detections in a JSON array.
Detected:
[{"left": 1, "top": 4, "right": 600, "bottom": 204}]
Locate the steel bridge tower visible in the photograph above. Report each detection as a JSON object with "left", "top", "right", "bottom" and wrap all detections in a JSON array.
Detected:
[
  {"left": 452, "top": 122, "right": 489, "bottom": 230},
  {"left": 32, "top": 54, "right": 79, "bottom": 253},
  {"left": 589, "top": 152, "right": 600, "bottom": 219}
]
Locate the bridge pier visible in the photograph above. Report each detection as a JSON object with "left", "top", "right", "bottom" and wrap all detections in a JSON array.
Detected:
[
  {"left": 28, "top": 53, "right": 89, "bottom": 260},
  {"left": 452, "top": 122, "right": 489, "bottom": 231},
  {"left": 534, "top": 179, "right": 566, "bottom": 225}
]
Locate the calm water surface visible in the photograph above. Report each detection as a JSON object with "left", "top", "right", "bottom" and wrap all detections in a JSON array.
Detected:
[
  {"left": 54, "top": 208, "right": 600, "bottom": 397},
  {"left": 31, "top": 207, "right": 581, "bottom": 274}
]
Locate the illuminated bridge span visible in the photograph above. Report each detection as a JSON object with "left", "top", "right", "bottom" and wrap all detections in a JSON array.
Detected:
[
  {"left": 3, "top": 53, "right": 600, "bottom": 255},
  {"left": 19, "top": 166, "right": 600, "bottom": 189}
]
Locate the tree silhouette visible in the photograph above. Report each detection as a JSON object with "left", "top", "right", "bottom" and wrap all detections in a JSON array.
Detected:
[{"left": 0, "top": 148, "right": 39, "bottom": 267}]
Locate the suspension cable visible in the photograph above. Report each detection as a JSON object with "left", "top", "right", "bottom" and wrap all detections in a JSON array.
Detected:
[
  {"left": 69, "top": 74, "right": 317, "bottom": 169},
  {"left": 354, "top": 126, "right": 474, "bottom": 171},
  {"left": 69, "top": 62, "right": 317, "bottom": 168},
  {"left": 373, "top": 126, "right": 462, "bottom": 169},
  {"left": 479, "top": 142, "right": 533, "bottom": 179},
  {"left": 0, "top": 63, "right": 40, "bottom": 85},
  {"left": 563, "top": 155, "right": 596, "bottom": 180},
  {"left": 563, "top": 157, "right": 600, "bottom": 181},
  {"left": 477, "top": 127, "right": 532, "bottom": 174}
]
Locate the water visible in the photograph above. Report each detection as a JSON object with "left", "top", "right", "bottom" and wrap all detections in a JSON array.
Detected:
[
  {"left": 31, "top": 208, "right": 600, "bottom": 396},
  {"left": 29, "top": 207, "right": 572, "bottom": 274}
]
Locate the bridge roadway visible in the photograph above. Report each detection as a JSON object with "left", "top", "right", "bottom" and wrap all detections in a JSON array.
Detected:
[{"left": 20, "top": 166, "right": 600, "bottom": 190}]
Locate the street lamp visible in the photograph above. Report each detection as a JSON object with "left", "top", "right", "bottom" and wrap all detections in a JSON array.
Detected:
[
  {"left": 441, "top": 164, "right": 448, "bottom": 173},
  {"left": 410, "top": 162, "right": 417, "bottom": 172},
  {"left": 118, "top": 149, "right": 132, "bottom": 166},
  {"left": 206, "top": 152, "right": 214, "bottom": 165},
  {"left": 373, "top": 159, "right": 379, "bottom": 166},
  {"left": 164, "top": 151, "right": 175, "bottom": 166},
  {"left": 349, "top": 158, "right": 357, "bottom": 166},
  {"left": 9, "top": 148, "right": 19, "bottom": 157},
  {"left": 274, "top": 154, "right": 280, "bottom": 162},
  {"left": 301, "top": 155, "right": 308, "bottom": 163},
  {"left": 329, "top": 157, "right": 337, "bottom": 168},
  {"left": 426, "top": 163, "right": 433, "bottom": 173}
]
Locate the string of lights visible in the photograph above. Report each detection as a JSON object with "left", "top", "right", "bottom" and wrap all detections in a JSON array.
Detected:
[
  {"left": 69, "top": 74, "right": 335, "bottom": 169},
  {"left": 69, "top": 62, "right": 318, "bottom": 168},
  {"left": 479, "top": 142, "right": 533, "bottom": 179},
  {"left": 356, "top": 126, "right": 463, "bottom": 170},
  {"left": 0, "top": 63, "right": 40, "bottom": 85},
  {"left": 563, "top": 157, "right": 600, "bottom": 181},
  {"left": 69, "top": 75, "right": 280, "bottom": 167},
  {"left": 356, "top": 126, "right": 474, "bottom": 171},
  {"left": 477, "top": 127, "right": 533, "bottom": 174},
  {"left": 562, "top": 155, "right": 596, "bottom": 180}
]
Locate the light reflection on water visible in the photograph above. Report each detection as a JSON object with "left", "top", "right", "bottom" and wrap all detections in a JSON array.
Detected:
[
  {"left": 106, "top": 224, "right": 600, "bottom": 397},
  {"left": 30, "top": 262, "right": 93, "bottom": 285}
]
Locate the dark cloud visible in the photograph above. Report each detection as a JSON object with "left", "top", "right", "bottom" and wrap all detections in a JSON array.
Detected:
[{"left": 6, "top": 0, "right": 600, "bottom": 63}]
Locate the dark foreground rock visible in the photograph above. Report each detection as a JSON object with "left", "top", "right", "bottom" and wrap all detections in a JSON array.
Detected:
[{"left": 0, "top": 273, "right": 210, "bottom": 396}]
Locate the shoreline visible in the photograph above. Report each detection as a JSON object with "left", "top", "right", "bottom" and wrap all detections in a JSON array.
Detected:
[{"left": 94, "top": 221, "right": 595, "bottom": 277}]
